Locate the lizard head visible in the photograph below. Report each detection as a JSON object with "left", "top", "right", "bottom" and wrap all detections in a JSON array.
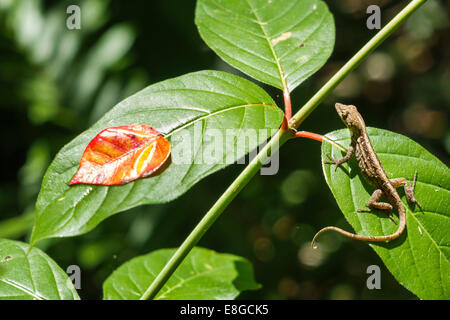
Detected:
[{"left": 335, "top": 103, "right": 366, "bottom": 133}]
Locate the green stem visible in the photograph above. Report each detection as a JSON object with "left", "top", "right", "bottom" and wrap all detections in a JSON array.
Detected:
[
  {"left": 140, "top": 129, "right": 291, "bottom": 300},
  {"left": 140, "top": 0, "right": 427, "bottom": 300}
]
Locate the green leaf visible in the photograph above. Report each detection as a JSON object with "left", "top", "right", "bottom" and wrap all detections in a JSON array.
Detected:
[
  {"left": 195, "top": 0, "right": 335, "bottom": 92},
  {"left": 321, "top": 127, "right": 450, "bottom": 299},
  {"left": 103, "top": 247, "right": 260, "bottom": 300},
  {"left": 0, "top": 239, "right": 80, "bottom": 300},
  {"left": 31, "top": 70, "right": 283, "bottom": 245}
]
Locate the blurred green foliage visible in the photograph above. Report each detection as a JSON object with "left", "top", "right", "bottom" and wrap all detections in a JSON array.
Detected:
[{"left": 0, "top": 0, "right": 448, "bottom": 299}]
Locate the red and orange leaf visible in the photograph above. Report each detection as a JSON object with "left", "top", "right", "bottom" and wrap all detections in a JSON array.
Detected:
[{"left": 69, "top": 125, "right": 171, "bottom": 186}]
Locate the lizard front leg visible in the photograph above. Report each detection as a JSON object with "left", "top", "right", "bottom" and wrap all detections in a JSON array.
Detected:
[{"left": 325, "top": 145, "right": 354, "bottom": 172}]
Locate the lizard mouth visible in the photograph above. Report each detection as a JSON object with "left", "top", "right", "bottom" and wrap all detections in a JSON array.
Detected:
[{"left": 335, "top": 103, "right": 349, "bottom": 120}]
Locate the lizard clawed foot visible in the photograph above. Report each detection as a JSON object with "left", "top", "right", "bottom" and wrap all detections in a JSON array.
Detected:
[
  {"left": 324, "top": 153, "right": 342, "bottom": 172},
  {"left": 414, "top": 199, "right": 424, "bottom": 211},
  {"left": 405, "top": 170, "right": 424, "bottom": 211},
  {"left": 387, "top": 214, "right": 397, "bottom": 224}
]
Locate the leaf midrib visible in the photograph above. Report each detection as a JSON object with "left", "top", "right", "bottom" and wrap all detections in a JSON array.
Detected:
[
  {"left": 166, "top": 103, "right": 275, "bottom": 138},
  {"left": 244, "top": 0, "right": 287, "bottom": 90},
  {"left": 0, "top": 278, "right": 45, "bottom": 300}
]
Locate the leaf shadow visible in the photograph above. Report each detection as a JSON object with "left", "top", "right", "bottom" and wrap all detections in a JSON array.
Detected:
[{"left": 147, "top": 154, "right": 172, "bottom": 178}]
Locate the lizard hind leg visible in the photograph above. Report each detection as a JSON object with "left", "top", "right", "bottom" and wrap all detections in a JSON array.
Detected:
[
  {"left": 390, "top": 171, "right": 423, "bottom": 210},
  {"left": 357, "top": 189, "right": 396, "bottom": 223}
]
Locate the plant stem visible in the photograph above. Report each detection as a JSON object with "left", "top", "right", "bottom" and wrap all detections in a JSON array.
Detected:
[
  {"left": 140, "top": 129, "right": 291, "bottom": 300},
  {"left": 140, "top": 0, "right": 428, "bottom": 300}
]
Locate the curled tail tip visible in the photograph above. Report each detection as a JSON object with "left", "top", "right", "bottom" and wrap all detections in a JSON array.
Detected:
[
  {"left": 311, "top": 225, "right": 349, "bottom": 248},
  {"left": 311, "top": 228, "right": 327, "bottom": 249}
]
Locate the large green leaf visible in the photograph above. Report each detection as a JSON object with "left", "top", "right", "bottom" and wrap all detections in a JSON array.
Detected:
[
  {"left": 0, "top": 239, "right": 79, "bottom": 300},
  {"left": 31, "top": 70, "right": 283, "bottom": 245},
  {"left": 103, "top": 247, "right": 260, "bottom": 300},
  {"left": 196, "top": 0, "right": 335, "bottom": 92},
  {"left": 321, "top": 127, "right": 450, "bottom": 299}
]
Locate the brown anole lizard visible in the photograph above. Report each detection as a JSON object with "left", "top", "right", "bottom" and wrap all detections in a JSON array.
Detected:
[{"left": 312, "top": 103, "right": 423, "bottom": 248}]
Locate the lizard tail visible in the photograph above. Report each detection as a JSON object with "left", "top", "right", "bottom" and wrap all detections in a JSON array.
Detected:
[{"left": 311, "top": 209, "right": 406, "bottom": 249}]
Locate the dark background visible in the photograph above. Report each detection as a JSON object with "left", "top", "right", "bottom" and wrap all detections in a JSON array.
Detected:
[{"left": 0, "top": 0, "right": 448, "bottom": 299}]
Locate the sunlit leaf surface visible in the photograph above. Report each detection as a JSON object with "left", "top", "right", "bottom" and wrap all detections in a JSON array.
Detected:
[
  {"left": 322, "top": 127, "right": 450, "bottom": 299},
  {"left": 0, "top": 239, "right": 79, "bottom": 300},
  {"left": 103, "top": 247, "right": 260, "bottom": 300},
  {"left": 196, "top": 0, "right": 335, "bottom": 91}
]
